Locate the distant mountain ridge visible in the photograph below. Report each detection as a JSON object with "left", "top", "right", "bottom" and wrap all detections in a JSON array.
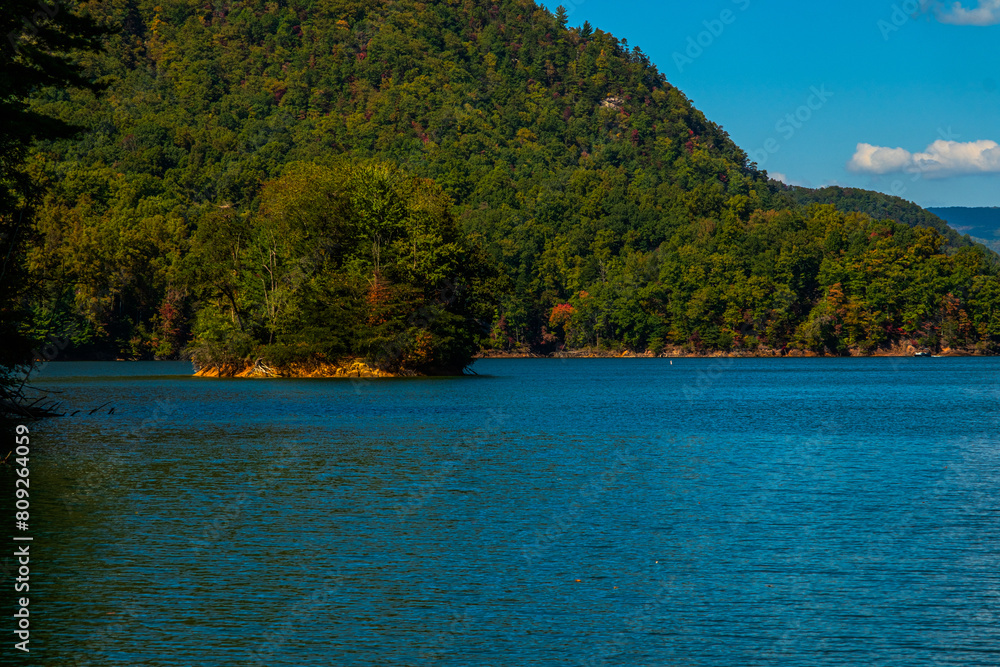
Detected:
[{"left": 927, "top": 207, "right": 1000, "bottom": 253}]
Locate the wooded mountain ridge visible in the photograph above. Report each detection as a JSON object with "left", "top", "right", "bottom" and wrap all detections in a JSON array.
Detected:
[{"left": 13, "top": 0, "right": 1000, "bottom": 369}]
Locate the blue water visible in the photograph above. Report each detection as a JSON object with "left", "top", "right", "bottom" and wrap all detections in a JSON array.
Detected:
[{"left": 14, "top": 358, "right": 1000, "bottom": 665}]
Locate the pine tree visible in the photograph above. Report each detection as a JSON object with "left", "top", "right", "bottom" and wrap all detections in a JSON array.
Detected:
[
  {"left": 555, "top": 5, "right": 568, "bottom": 28},
  {"left": 1, "top": 0, "right": 108, "bottom": 417}
]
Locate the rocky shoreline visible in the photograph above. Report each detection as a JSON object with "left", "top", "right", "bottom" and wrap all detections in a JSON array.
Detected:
[
  {"left": 475, "top": 343, "right": 984, "bottom": 359},
  {"left": 191, "top": 344, "right": 985, "bottom": 378},
  {"left": 194, "top": 359, "right": 410, "bottom": 379}
]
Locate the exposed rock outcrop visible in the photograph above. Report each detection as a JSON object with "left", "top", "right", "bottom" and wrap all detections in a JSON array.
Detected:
[{"left": 194, "top": 359, "right": 414, "bottom": 378}]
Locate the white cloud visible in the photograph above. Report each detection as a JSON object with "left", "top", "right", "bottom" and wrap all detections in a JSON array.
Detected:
[
  {"left": 931, "top": 0, "right": 1000, "bottom": 25},
  {"left": 847, "top": 144, "right": 913, "bottom": 174},
  {"left": 847, "top": 140, "right": 1000, "bottom": 178},
  {"left": 771, "top": 172, "right": 810, "bottom": 187}
]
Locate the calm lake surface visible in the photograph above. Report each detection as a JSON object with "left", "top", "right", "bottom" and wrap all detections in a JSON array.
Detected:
[{"left": 17, "top": 358, "right": 1000, "bottom": 665}]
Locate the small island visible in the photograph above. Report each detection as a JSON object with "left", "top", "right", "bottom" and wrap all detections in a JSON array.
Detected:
[{"left": 184, "top": 161, "right": 499, "bottom": 378}]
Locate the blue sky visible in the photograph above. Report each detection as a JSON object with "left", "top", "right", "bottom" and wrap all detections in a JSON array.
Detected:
[{"left": 543, "top": 0, "right": 1000, "bottom": 207}]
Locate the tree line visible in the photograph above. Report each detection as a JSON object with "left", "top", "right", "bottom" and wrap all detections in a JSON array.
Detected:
[{"left": 3, "top": 0, "right": 1000, "bottom": 393}]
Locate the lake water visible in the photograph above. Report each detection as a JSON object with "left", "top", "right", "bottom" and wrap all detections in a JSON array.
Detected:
[{"left": 12, "top": 358, "right": 1000, "bottom": 665}]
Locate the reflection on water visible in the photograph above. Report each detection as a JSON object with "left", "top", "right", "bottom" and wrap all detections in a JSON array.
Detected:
[{"left": 12, "top": 358, "right": 1000, "bottom": 665}]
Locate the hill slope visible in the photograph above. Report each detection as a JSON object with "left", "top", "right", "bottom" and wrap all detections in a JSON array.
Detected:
[
  {"left": 22, "top": 0, "right": 1000, "bottom": 358},
  {"left": 788, "top": 186, "right": 974, "bottom": 251}
]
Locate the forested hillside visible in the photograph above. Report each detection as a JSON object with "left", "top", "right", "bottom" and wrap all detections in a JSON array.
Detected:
[
  {"left": 786, "top": 185, "right": 975, "bottom": 251},
  {"left": 16, "top": 0, "right": 1000, "bottom": 365}
]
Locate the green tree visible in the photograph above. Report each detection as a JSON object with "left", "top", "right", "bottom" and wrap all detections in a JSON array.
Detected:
[
  {"left": 1, "top": 0, "right": 107, "bottom": 416},
  {"left": 187, "top": 160, "right": 499, "bottom": 375}
]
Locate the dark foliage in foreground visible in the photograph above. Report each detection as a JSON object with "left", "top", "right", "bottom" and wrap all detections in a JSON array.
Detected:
[{"left": 1, "top": 0, "right": 108, "bottom": 416}]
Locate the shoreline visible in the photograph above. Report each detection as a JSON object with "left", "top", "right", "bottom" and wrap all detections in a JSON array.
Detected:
[
  {"left": 33, "top": 347, "right": 987, "bottom": 375},
  {"left": 193, "top": 359, "right": 409, "bottom": 379},
  {"left": 475, "top": 344, "right": 985, "bottom": 360}
]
